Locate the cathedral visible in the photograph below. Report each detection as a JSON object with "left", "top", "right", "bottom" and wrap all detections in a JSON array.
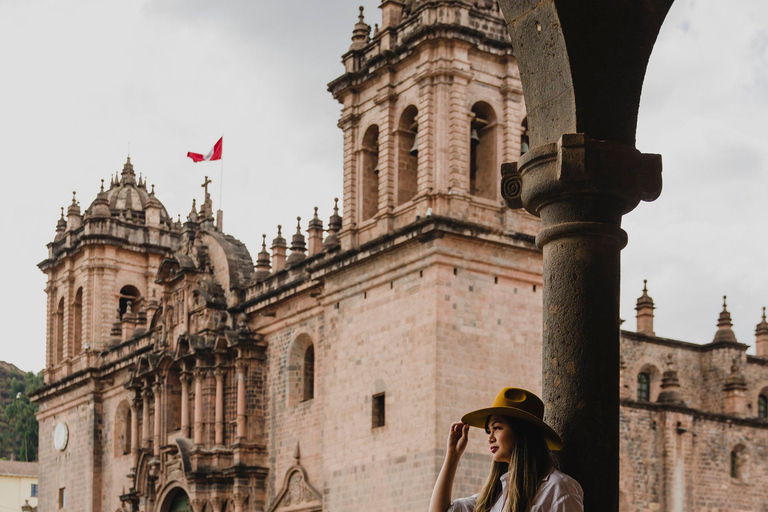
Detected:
[{"left": 32, "top": 1, "right": 768, "bottom": 512}]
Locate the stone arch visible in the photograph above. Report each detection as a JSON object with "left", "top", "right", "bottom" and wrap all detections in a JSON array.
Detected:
[
  {"left": 361, "top": 124, "right": 380, "bottom": 221},
  {"left": 635, "top": 362, "right": 661, "bottom": 402},
  {"left": 156, "top": 484, "right": 192, "bottom": 512},
  {"left": 730, "top": 443, "right": 748, "bottom": 480},
  {"left": 469, "top": 101, "right": 498, "bottom": 200},
  {"left": 114, "top": 399, "right": 132, "bottom": 457},
  {"left": 287, "top": 333, "right": 315, "bottom": 406},
  {"left": 72, "top": 287, "right": 83, "bottom": 354},
  {"left": 397, "top": 105, "right": 419, "bottom": 205},
  {"left": 119, "top": 285, "right": 141, "bottom": 319},
  {"left": 756, "top": 385, "right": 768, "bottom": 419},
  {"left": 55, "top": 297, "right": 65, "bottom": 364}
]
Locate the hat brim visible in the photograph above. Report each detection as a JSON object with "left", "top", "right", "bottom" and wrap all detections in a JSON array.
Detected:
[{"left": 461, "top": 407, "right": 563, "bottom": 451}]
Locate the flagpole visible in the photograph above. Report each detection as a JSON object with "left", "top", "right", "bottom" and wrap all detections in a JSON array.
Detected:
[{"left": 219, "top": 134, "right": 224, "bottom": 209}]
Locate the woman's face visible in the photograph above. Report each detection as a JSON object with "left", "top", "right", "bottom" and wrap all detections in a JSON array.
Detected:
[{"left": 486, "top": 415, "right": 516, "bottom": 463}]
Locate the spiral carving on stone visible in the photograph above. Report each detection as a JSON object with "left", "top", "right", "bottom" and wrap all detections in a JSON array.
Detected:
[{"left": 500, "top": 162, "right": 523, "bottom": 209}]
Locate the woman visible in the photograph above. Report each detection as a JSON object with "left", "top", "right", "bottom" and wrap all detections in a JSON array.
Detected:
[{"left": 429, "top": 387, "right": 583, "bottom": 512}]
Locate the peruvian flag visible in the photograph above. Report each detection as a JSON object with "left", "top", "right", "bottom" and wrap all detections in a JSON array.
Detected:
[{"left": 187, "top": 137, "right": 223, "bottom": 162}]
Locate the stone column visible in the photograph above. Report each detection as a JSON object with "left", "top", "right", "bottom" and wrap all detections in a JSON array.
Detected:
[
  {"left": 142, "top": 386, "right": 152, "bottom": 449},
  {"left": 233, "top": 493, "right": 247, "bottom": 512},
  {"left": 153, "top": 380, "right": 163, "bottom": 456},
  {"left": 180, "top": 371, "right": 192, "bottom": 438},
  {"left": 496, "top": 2, "right": 672, "bottom": 509},
  {"left": 235, "top": 360, "right": 247, "bottom": 442},
  {"left": 130, "top": 392, "right": 140, "bottom": 467},
  {"left": 193, "top": 368, "right": 205, "bottom": 445},
  {"left": 214, "top": 368, "right": 225, "bottom": 445}
]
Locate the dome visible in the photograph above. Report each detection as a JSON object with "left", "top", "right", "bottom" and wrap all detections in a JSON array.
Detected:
[{"left": 87, "top": 157, "right": 172, "bottom": 226}]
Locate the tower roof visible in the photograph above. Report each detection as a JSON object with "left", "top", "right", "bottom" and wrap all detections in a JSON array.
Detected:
[
  {"left": 86, "top": 157, "right": 172, "bottom": 226},
  {"left": 712, "top": 296, "right": 738, "bottom": 344}
]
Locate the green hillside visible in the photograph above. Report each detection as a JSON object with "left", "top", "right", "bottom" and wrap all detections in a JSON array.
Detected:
[{"left": 0, "top": 361, "right": 42, "bottom": 461}]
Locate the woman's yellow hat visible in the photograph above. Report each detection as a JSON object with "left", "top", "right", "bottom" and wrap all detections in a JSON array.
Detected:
[{"left": 461, "top": 387, "right": 563, "bottom": 451}]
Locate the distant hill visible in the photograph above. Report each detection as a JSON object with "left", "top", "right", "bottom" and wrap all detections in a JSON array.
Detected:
[{"left": 0, "top": 361, "right": 42, "bottom": 461}]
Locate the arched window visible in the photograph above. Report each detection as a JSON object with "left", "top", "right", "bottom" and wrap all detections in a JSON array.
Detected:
[
  {"left": 72, "top": 288, "right": 83, "bottom": 354},
  {"left": 731, "top": 444, "right": 746, "bottom": 479},
  {"left": 469, "top": 102, "right": 498, "bottom": 199},
  {"left": 361, "top": 125, "right": 380, "bottom": 221},
  {"left": 637, "top": 372, "right": 650, "bottom": 401},
  {"left": 119, "top": 285, "right": 141, "bottom": 319},
  {"left": 55, "top": 298, "right": 65, "bottom": 364},
  {"left": 758, "top": 393, "right": 768, "bottom": 419},
  {"left": 397, "top": 106, "right": 419, "bottom": 206},
  {"left": 287, "top": 334, "right": 316, "bottom": 406},
  {"left": 114, "top": 400, "right": 132, "bottom": 457},
  {"left": 166, "top": 369, "right": 182, "bottom": 434},
  {"left": 520, "top": 117, "right": 530, "bottom": 155},
  {"left": 304, "top": 345, "right": 315, "bottom": 401}
]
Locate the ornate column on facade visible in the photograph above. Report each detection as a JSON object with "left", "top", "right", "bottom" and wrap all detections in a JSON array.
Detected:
[
  {"left": 193, "top": 367, "right": 205, "bottom": 445},
  {"left": 130, "top": 390, "right": 141, "bottom": 468},
  {"left": 496, "top": 1, "right": 674, "bottom": 510},
  {"left": 235, "top": 360, "right": 247, "bottom": 442},
  {"left": 233, "top": 493, "right": 247, "bottom": 512},
  {"left": 142, "top": 385, "right": 152, "bottom": 450},
  {"left": 153, "top": 379, "right": 163, "bottom": 456},
  {"left": 214, "top": 368, "right": 225, "bottom": 446},
  {"left": 180, "top": 371, "right": 192, "bottom": 438}
]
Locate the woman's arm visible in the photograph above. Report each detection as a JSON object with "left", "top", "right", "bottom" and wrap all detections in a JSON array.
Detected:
[{"left": 429, "top": 422, "right": 470, "bottom": 512}]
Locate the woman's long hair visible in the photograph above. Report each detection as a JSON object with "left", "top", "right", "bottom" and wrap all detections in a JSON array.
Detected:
[{"left": 473, "top": 417, "right": 552, "bottom": 512}]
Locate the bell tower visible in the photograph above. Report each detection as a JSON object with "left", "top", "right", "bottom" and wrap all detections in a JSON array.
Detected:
[
  {"left": 328, "top": 0, "right": 535, "bottom": 248},
  {"left": 38, "top": 158, "right": 180, "bottom": 383}
]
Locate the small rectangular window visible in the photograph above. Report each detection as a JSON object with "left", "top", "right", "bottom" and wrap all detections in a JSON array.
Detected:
[
  {"left": 31, "top": 483, "right": 38, "bottom": 497},
  {"left": 59, "top": 487, "right": 66, "bottom": 509},
  {"left": 372, "top": 393, "right": 385, "bottom": 428}
]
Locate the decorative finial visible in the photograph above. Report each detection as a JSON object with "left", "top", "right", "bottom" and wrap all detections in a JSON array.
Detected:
[
  {"left": 202, "top": 175, "right": 212, "bottom": 196},
  {"left": 151, "top": 184, "right": 155, "bottom": 195},
  {"left": 723, "top": 295, "right": 728, "bottom": 310},
  {"left": 314, "top": 206, "right": 319, "bottom": 218},
  {"left": 334, "top": 197, "right": 339, "bottom": 214},
  {"left": 100, "top": 179, "right": 104, "bottom": 193},
  {"left": 262, "top": 234, "right": 267, "bottom": 250},
  {"left": 60, "top": 207, "right": 65, "bottom": 218},
  {"left": 643, "top": 279, "right": 648, "bottom": 292},
  {"left": 71, "top": 191, "right": 77, "bottom": 204},
  {"left": 713, "top": 294, "right": 737, "bottom": 344},
  {"left": 294, "top": 440, "right": 301, "bottom": 463},
  {"left": 277, "top": 224, "right": 282, "bottom": 237},
  {"left": 296, "top": 216, "right": 302, "bottom": 231},
  {"left": 359, "top": 5, "right": 365, "bottom": 20},
  {"left": 763, "top": 307, "right": 766, "bottom": 322}
]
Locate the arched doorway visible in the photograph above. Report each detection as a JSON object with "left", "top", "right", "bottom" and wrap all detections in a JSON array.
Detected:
[{"left": 160, "top": 488, "right": 191, "bottom": 512}]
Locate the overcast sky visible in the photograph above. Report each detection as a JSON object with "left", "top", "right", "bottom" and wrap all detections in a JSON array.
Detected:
[{"left": 0, "top": 0, "right": 766, "bottom": 373}]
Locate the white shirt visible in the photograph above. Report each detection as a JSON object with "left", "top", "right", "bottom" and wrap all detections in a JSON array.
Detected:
[{"left": 448, "top": 469, "right": 583, "bottom": 512}]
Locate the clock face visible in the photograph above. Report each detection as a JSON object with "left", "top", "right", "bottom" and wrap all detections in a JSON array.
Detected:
[{"left": 54, "top": 422, "right": 69, "bottom": 452}]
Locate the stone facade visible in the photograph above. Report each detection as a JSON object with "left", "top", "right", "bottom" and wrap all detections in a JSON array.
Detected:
[{"left": 31, "top": 2, "right": 768, "bottom": 512}]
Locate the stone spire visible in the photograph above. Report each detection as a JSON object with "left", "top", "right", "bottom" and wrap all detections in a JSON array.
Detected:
[
  {"left": 656, "top": 355, "right": 684, "bottom": 406},
  {"left": 187, "top": 199, "right": 198, "bottom": 223},
  {"left": 349, "top": 6, "right": 371, "bottom": 51},
  {"left": 121, "top": 156, "right": 136, "bottom": 185},
  {"left": 323, "top": 198, "right": 342, "bottom": 250},
  {"left": 55, "top": 207, "right": 67, "bottom": 240},
  {"left": 91, "top": 180, "right": 111, "bottom": 218},
  {"left": 271, "top": 225, "right": 287, "bottom": 273},
  {"left": 713, "top": 296, "right": 738, "bottom": 344},
  {"left": 635, "top": 280, "right": 655, "bottom": 336},
  {"left": 756, "top": 307, "right": 768, "bottom": 358},
  {"left": 287, "top": 217, "right": 307, "bottom": 265},
  {"left": 66, "top": 192, "right": 82, "bottom": 231},
  {"left": 307, "top": 207, "right": 324, "bottom": 256},
  {"left": 255, "top": 234, "right": 272, "bottom": 280}
]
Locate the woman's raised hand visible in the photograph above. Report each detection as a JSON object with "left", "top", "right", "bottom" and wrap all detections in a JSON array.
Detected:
[{"left": 447, "top": 421, "right": 469, "bottom": 457}]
